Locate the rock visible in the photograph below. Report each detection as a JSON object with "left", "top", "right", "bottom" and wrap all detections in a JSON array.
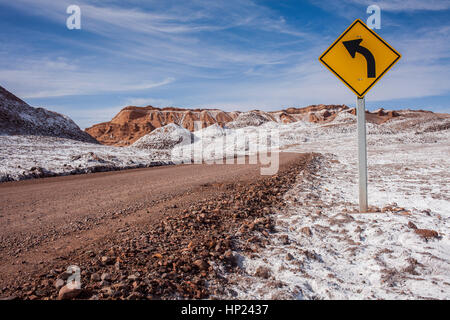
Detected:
[
  {"left": 126, "top": 292, "right": 142, "bottom": 300},
  {"left": 100, "top": 280, "right": 110, "bottom": 287},
  {"left": 414, "top": 229, "right": 439, "bottom": 240},
  {"left": 223, "top": 250, "right": 237, "bottom": 265},
  {"left": 101, "top": 287, "right": 115, "bottom": 297},
  {"left": 0, "top": 295, "right": 18, "bottom": 301},
  {"left": 58, "top": 285, "right": 82, "bottom": 300},
  {"left": 90, "top": 273, "right": 101, "bottom": 281},
  {"left": 300, "top": 226, "right": 312, "bottom": 237},
  {"left": 127, "top": 274, "right": 139, "bottom": 281},
  {"left": 407, "top": 221, "right": 418, "bottom": 229},
  {"left": 54, "top": 279, "right": 65, "bottom": 290},
  {"left": 58, "top": 270, "right": 73, "bottom": 281},
  {"left": 101, "top": 256, "right": 113, "bottom": 265},
  {"left": 132, "top": 124, "right": 193, "bottom": 150},
  {"left": 193, "top": 259, "right": 209, "bottom": 271},
  {"left": 279, "top": 234, "right": 289, "bottom": 245},
  {"left": 101, "top": 273, "right": 111, "bottom": 281},
  {"left": 254, "top": 266, "right": 271, "bottom": 279}
]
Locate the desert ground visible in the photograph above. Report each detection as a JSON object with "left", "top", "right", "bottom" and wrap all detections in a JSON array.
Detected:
[
  {"left": 0, "top": 153, "right": 312, "bottom": 299},
  {"left": 1, "top": 86, "right": 449, "bottom": 299}
]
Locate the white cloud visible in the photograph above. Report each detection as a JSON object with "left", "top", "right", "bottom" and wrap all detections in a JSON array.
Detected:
[
  {"left": 0, "top": 0, "right": 448, "bottom": 116},
  {"left": 0, "top": 56, "right": 175, "bottom": 98},
  {"left": 123, "top": 97, "right": 173, "bottom": 108},
  {"left": 346, "top": 0, "right": 450, "bottom": 12},
  {"left": 0, "top": 0, "right": 312, "bottom": 99}
]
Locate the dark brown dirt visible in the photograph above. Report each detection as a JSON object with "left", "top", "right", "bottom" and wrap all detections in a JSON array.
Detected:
[{"left": 0, "top": 152, "right": 314, "bottom": 300}]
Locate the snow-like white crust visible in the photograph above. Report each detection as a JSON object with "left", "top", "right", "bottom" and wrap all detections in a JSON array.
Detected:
[
  {"left": 132, "top": 123, "right": 193, "bottom": 150},
  {"left": 1, "top": 102, "right": 449, "bottom": 299}
]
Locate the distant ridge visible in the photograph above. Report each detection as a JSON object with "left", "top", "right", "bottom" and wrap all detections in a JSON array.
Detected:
[{"left": 85, "top": 104, "right": 352, "bottom": 146}]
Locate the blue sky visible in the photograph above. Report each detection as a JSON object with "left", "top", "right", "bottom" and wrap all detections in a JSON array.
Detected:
[{"left": 0, "top": 0, "right": 449, "bottom": 128}]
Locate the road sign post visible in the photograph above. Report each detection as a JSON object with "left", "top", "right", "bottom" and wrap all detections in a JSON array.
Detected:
[
  {"left": 357, "top": 97, "right": 368, "bottom": 212},
  {"left": 318, "top": 19, "right": 401, "bottom": 213}
]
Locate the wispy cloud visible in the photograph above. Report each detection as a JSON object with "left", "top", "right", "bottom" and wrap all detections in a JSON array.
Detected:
[
  {"left": 0, "top": 0, "right": 311, "bottom": 99},
  {"left": 0, "top": 55, "right": 175, "bottom": 98},
  {"left": 123, "top": 97, "right": 174, "bottom": 108},
  {"left": 0, "top": 0, "right": 448, "bottom": 126},
  {"left": 344, "top": 0, "right": 450, "bottom": 12}
]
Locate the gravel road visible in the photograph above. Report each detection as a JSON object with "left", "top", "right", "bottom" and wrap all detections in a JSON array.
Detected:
[{"left": 0, "top": 152, "right": 313, "bottom": 299}]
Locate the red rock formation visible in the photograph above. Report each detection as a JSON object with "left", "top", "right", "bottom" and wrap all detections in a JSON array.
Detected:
[
  {"left": 348, "top": 107, "right": 400, "bottom": 124},
  {"left": 85, "top": 107, "right": 241, "bottom": 146},
  {"left": 84, "top": 104, "right": 357, "bottom": 146}
]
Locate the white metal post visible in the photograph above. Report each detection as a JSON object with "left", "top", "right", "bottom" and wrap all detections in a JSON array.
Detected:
[{"left": 357, "top": 96, "right": 368, "bottom": 212}]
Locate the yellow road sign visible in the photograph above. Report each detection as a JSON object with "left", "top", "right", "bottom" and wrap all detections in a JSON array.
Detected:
[{"left": 319, "top": 19, "right": 401, "bottom": 97}]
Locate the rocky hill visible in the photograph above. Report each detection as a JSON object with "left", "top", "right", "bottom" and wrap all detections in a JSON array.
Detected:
[
  {"left": 132, "top": 123, "right": 193, "bottom": 150},
  {"left": 86, "top": 104, "right": 354, "bottom": 146},
  {"left": 0, "top": 86, "right": 98, "bottom": 143}
]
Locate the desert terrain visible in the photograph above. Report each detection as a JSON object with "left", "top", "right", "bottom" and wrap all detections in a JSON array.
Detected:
[{"left": 0, "top": 86, "right": 449, "bottom": 300}]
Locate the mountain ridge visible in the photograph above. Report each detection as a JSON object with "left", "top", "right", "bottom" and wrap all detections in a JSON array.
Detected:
[
  {"left": 85, "top": 104, "right": 352, "bottom": 146},
  {"left": 0, "top": 86, "right": 98, "bottom": 144}
]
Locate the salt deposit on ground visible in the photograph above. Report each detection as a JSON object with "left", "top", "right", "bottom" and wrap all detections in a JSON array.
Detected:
[
  {"left": 132, "top": 123, "right": 193, "bottom": 150},
  {"left": 1, "top": 107, "right": 449, "bottom": 299},
  {"left": 0, "top": 135, "right": 170, "bottom": 182},
  {"left": 215, "top": 111, "right": 450, "bottom": 300}
]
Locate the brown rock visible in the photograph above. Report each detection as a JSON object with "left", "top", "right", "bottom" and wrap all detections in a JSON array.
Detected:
[
  {"left": 57, "top": 285, "right": 82, "bottom": 300},
  {"left": 279, "top": 234, "right": 289, "bottom": 244},
  {"left": 254, "top": 266, "right": 271, "bottom": 279},
  {"left": 54, "top": 279, "right": 65, "bottom": 290},
  {"left": 90, "top": 273, "right": 101, "bottom": 281},
  {"left": 101, "top": 256, "right": 113, "bottom": 265},
  {"left": 300, "top": 227, "right": 312, "bottom": 237},
  {"left": 407, "top": 221, "right": 418, "bottom": 229},
  {"left": 414, "top": 229, "right": 439, "bottom": 240},
  {"left": 193, "top": 259, "right": 209, "bottom": 270},
  {"left": 101, "top": 273, "right": 111, "bottom": 281}
]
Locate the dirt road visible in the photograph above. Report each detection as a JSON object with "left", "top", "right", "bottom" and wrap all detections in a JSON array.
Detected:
[{"left": 0, "top": 152, "right": 311, "bottom": 298}]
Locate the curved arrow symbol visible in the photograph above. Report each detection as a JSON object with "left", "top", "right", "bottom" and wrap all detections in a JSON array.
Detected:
[{"left": 343, "top": 39, "right": 376, "bottom": 78}]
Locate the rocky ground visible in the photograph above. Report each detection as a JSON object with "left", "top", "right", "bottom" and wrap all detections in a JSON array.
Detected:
[
  {"left": 0, "top": 153, "right": 312, "bottom": 300},
  {"left": 218, "top": 113, "right": 450, "bottom": 300},
  {"left": 1, "top": 87, "right": 448, "bottom": 299}
]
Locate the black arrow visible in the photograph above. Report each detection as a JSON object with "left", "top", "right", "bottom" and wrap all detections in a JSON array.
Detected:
[{"left": 343, "top": 39, "right": 376, "bottom": 78}]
